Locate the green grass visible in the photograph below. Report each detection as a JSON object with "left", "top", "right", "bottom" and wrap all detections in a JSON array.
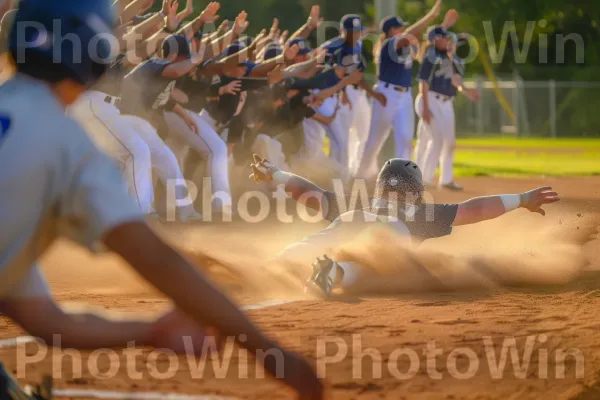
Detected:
[
  {"left": 452, "top": 137, "right": 600, "bottom": 177},
  {"left": 457, "top": 137, "right": 600, "bottom": 149}
]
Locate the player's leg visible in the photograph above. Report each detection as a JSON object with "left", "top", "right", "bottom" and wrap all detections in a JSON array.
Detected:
[
  {"left": 69, "top": 96, "right": 155, "bottom": 214},
  {"left": 413, "top": 94, "right": 429, "bottom": 166},
  {"left": 164, "top": 110, "right": 233, "bottom": 215},
  {"left": 121, "top": 115, "right": 201, "bottom": 220},
  {"left": 392, "top": 91, "right": 416, "bottom": 160},
  {"left": 356, "top": 96, "right": 393, "bottom": 179},
  {"left": 420, "top": 96, "right": 444, "bottom": 185},
  {"left": 438, "top": 102, "right": 460, "bottom": 189},
  {"left": 346, "top": 86, "right": 371, "bottom": 175}
]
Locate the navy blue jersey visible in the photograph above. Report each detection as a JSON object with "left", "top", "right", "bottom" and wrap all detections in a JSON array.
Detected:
[
  {"left": 319, "top": 37, "right": 366, "bottom": 88},
  {"left": 417, "top": 48, "right": 465, "bottom": 97},
  {"left": 321, "top": 191, "right": 459, "bottom": 242},
  {"left": 120, "top": 58, "right": 176, "bottom": 121},
  {"left": 378, "top": 38, "right": 413, "bottom": 87}
]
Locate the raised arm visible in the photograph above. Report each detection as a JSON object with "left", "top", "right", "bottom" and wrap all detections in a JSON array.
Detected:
[
  {"left": 287, "top": 5, "right": 323, "bottom": 44},
  {"left": 314, "top": 70, "right": 363, "bottom": 101},
  {"left": 453, "top": 187, "right": 559, "bottom": 226},
  {"left": 121, "top": 0, "right": 154, "bottom": 25},
  {"left": 394, "top": 0, "right": 442, "bottom": 50},
  {"left": 250, "top": 154, "right": 329, "bottom": 214},
  {"left": 177, "top": 1, "right": 221, "bottom": 41}
]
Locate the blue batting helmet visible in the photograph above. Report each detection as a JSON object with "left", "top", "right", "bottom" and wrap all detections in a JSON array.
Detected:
[{"left": 9, "top": 0, "right": 116, "bottom": 85}]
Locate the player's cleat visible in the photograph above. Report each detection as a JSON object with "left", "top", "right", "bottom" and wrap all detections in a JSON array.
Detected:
[
  {"left": 304, "top": 255, "right": 335, "bottom": 297},
  {"left": 441, "top": 182, "right": 464, "bottom": 192},
  {"left": 0, "top": 363, "right": 52, "bottom": 399}
]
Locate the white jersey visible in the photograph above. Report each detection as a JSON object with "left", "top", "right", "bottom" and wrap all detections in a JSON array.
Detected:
[
  {"left": 278, "top": 209, "right": 411, "bottom": 268},
  {"left": 0, "top": 75, "right": 143, "bottom": 298}
]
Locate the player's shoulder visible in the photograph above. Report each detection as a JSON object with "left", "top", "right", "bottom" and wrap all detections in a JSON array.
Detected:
[
  {"left": 422, "top": 47, "right": 441, "bottom": 64},
  {"left": 320, "top": 36, "right": 344, "bottom": 51}
]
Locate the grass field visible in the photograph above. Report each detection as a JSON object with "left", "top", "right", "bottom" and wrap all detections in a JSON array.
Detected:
[{"left": 452, "top": 138, "right": 600, "bottom": 177}]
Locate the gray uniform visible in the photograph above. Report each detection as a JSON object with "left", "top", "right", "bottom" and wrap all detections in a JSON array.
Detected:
[{"left": 0, "top": 75, "right": 143, "bottom": 298}]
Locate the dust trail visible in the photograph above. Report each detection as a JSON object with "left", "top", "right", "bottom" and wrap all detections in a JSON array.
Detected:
[
  {"left": 336, "top": 209, "right": 599, "bottom": 294},
  {"left": 182, "top": 207, "right": 599, "bottom": 297}
]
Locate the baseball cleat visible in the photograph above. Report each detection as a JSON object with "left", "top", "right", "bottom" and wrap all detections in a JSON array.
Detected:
[
  {"left": 441, "top": 182, "right": 464, "bottom": 192},
  {"left": 305, "top": 255, "right": 335, "bottom": 297}
]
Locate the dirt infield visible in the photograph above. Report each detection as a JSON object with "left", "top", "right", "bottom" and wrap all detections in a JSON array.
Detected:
[{"left": 2, "top": 176, "right": 600, "bottom": 400}]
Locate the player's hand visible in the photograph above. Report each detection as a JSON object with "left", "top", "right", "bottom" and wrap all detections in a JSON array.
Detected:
[
  {"left": 442, "top": 9, "right": 460, "bottom": 29},
  {"left": 519, "top": 187, "right": 560, "bottom": 216},
  {"left": 275, "top": 350, "right": 324, "bottom": 400},
  {"left": 150, "top": 309, "right": 221, "bottom": 355},
  {"left": 219, "top": 80, "right": 242, "bottom": 96},
  {"left": 373, "top": 91, "right": 387, "bottom": 106},
  {"left": 161, "top": 0, "right": 170, "bottom": 16},
  {"left": 165, "top": 0, "right": 180, "bottom": 32},
  {"left": 216, "top": 19, "right": 230, "bottom": 35},
  {"left": 284, "top": 44, "right": 300, "bottom": 63},
  {"left": 279, "top": 30, "right": 289, "bottom": 45},
  {"left": 180, "top": 0, "right": 194, "bottom": 19},
  {"left": 269, "top": 18, "right": 280, "bottom": 38},
  {"left": 198, "top": 1, "right": 220, "bottom": 24},
  {"left": 465, "top": 88, "right": 480, "bottom": 103},
  {"left": 422, "top": 107, "right": 433, "bottom": 125},
  {"left": 307, "top": 5, "right": 324, "bottom": 30},
  {"left": 249, "top": 154, "right": 279, "bottom": 183},
  {"left": 233, "top": 11, "right": 249, "bottom": 35}
]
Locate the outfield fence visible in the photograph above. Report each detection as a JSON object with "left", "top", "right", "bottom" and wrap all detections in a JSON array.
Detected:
[{"left": 458, "top": 79, "right": 600, "bottom": 138}]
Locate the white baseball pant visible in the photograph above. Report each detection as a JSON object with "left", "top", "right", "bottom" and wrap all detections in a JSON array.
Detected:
[
  {"left": 415, "top": 92, "right": 456, "bottom": 185},
  {"left": 164, "top": 109, "right": 232, "bottom": 213},
  {"left": 314, "top": 93, "right": 350, "bottom": 172},
  {"left": 359, "top": 82, "right": 415, "bottom": 179},
  {"left": 346, "top": 86, "right": 371, "bottom": 175},
  {"left": 68, "top": 90, "right": 155, "bottom": 214}
]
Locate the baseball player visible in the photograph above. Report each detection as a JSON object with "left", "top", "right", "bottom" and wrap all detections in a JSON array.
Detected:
[
  {"left": 0, "top": 1, "right": 322, "bottom": 398},
  {"left": 415, "top": 26, "right": 480, "bottom": 191},
  {"left": 249, "top": 155, "right": 559, "bottom": 295},
  {"left": 358, "top": 1, "right": 446, "bottom": 179},
  {"left": 316, "top": 14, "right": 379, "bottom": 173}
]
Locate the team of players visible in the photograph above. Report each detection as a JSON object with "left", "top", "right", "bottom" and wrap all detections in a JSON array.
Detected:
[
  {"left": 53, "top": 0, "right": 480, "bottom": 221},
  {"left": 0, "top": 0, "right": 563, "bottom": 398}
]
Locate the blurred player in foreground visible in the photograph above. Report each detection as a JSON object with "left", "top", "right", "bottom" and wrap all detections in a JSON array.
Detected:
[
  {"left": 0, "top": 1, "right": 322, "bottom": 398},
  {"left": 250, "top": 155, "right": 559, "bottom": 296}
]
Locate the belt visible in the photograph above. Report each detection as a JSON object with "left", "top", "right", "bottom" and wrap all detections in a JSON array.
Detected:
[
  {"left": 433, "top": 93, "right": 452, "bottom": 102},
  {"left": 104, "top": 95, "right": 121, "bottom": 108},
  {"left": 384, "top": 83, "right": 410, "bottom": 92}
]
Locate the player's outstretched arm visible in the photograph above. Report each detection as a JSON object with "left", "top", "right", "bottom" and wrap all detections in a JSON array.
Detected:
[
  {"left": 104, "top": 222, "right": 323, "bottom": 399},
  {"left": 250, "top": 154, "right": 329, "bottom": 214},
  {"left": 395, "top": 0, "right": 443, "bottom": 49},
  {"left": 453, "top": 187, "right": 560, "bottom": 226}
]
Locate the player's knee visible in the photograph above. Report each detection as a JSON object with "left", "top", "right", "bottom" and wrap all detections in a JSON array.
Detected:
[{"left": 210, "top": 138, "right": 228, "bottom": 160}]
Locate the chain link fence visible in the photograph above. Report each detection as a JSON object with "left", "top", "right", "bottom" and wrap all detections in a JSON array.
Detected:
[{"left": 458, "top": 79, "right": 600, "bottom": 138}]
